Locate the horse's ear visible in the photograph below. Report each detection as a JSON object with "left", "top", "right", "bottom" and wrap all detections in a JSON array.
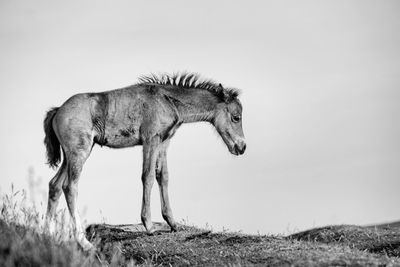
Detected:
[{"left": 218, "top": 83, "right": 231, "bottom": 103}]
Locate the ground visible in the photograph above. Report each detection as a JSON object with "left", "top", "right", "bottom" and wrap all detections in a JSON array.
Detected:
[
  {"left": 85, "top": 222, "right": 400, "bottom": 266},
  {"left": 1, "top": 218, "right": 400, "bottom": 266},
  {"left": 1, "top": 190, "right": 399, "bottom": 266}
]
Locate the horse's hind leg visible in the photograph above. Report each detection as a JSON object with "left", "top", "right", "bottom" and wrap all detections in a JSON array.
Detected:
[
  {"left": 62, "top": 135, "right": 94, "bottom": 251},
  {"left": 156, "top": 141, "right": 177, "bottom": 232},
  {"left": 45, "top": 160, "right": 67, "bottom": 232}
]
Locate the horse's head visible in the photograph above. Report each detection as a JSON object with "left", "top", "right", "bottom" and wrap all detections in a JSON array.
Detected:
[{"left": 213, "top": 98, "right": 246, "bottom": 156}]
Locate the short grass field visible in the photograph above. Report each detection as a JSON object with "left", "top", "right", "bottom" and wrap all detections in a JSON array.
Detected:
[{"left": 1, "top": 189, "right": 400, "bottom": 266}]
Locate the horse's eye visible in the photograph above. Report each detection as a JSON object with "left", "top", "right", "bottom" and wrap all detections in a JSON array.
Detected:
[{"left": 231, "top": 114, "right": 241, "bottom": 123}]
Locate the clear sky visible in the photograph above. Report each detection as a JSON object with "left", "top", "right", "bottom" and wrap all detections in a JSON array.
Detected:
[{"left": 0, "top": 0, "right": 399, "bottom": 234}]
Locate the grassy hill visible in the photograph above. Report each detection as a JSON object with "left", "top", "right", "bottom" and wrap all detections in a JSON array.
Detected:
[
  {"left": 87, "top": 223, "right": 400, "bottom": 266},
  {"left": 1, "top": 220, "right": 400, "bottom": 266},
  {"left": 1, "top": 188, "right": 399, "bottom": 266},
  {"left": 289, "top": 224, "right": 400, "bottom": 258}
]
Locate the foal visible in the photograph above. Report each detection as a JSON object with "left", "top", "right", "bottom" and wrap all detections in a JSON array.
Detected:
[{"left": 44, "top": 73, "right": 246, "bottom": 250}]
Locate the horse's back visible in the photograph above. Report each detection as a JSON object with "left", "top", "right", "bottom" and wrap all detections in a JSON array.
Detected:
[{"left": 52, "top": 85, "right": 170, "bottom": 150}]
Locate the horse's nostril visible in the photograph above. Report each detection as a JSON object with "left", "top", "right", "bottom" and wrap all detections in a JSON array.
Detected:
[{"left": 234, "top": 143, "right": 246, "bottom": 155}]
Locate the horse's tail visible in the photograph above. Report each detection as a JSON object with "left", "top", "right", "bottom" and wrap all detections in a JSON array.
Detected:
[{"left": 44, "top": 107, "right": 61, "bottom": 169}]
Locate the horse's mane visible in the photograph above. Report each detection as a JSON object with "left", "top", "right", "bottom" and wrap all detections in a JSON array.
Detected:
[{"left": 137, "top": 72, "right": 240, "bottom": 102}]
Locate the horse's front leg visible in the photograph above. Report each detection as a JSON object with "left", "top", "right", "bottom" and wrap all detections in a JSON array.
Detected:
[
  {"left": 141, "top": 136, "right": 161, "bottom": 234},
  {"left": 156, "top": 143, "right": 178, "bottom": 232}
]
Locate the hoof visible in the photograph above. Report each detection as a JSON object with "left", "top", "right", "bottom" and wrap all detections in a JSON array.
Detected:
[
  {"left": 170, "top": 224, "right": 179, "bottom": 232},
  {"left": 79, "top": 238, "right": 95, "bottom": 252},
  {"left": 44, "top": 219, "right": 57, "bottom": 236},
  {"left": 146, "top": 226, "right": 156, "bottom": 235}
]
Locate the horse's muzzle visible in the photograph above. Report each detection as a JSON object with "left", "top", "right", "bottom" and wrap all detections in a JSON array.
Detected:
[{"left": 234, "top": 142, "right": 246, "bottom": 155}]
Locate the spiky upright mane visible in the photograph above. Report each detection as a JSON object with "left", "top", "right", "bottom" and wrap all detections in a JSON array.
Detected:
[{"left": 137, "top": 72, "right": 240, "bottom": 103}]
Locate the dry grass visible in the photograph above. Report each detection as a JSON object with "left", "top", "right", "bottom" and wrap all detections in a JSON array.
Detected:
[
  {"left": 1, "top": 186, "right": 400, "bottom": 266},
  {"left": 289, "top": 224, "right": 400, "bottom": 258},
  {"left": 0, "top": 185, "right": 103, "bottom": 267},
  {"left": 85, "top": 223, "right": 400, "bottom": 266}
]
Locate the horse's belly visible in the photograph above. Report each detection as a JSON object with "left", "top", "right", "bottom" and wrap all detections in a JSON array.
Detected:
[
  {"left": 102, "top": 128, "right": 141, "bottom": 148},
  {"left": 103, "top": 136, "right": 141, "bottom": 148}
]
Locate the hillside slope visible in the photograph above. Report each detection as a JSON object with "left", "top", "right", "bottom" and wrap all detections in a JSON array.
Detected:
[
  {"left": 1, "top": 219, "right": 400, "bottom": 266},
  {"left": 289, "top": 224, "right": 400, "bottom": 258},
  {"left": 85, "top": 222, "right": 400, "bottom": 266}
]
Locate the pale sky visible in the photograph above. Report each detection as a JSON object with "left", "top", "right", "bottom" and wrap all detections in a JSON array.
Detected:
[{"left": 0, "top": 0, "right": 399, "bottom": 234}]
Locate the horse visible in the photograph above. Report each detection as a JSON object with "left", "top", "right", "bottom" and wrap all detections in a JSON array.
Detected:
[{"left": 43, "top": 72, "right": 246, "bottom": 250}]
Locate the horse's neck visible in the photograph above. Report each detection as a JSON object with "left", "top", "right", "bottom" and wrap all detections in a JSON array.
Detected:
[
  {"left": 181, "top": 109, "right": 214, "bottom": 123},
  {"left": 165, "top": 88, "right": 218, "bottom": 123}
]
